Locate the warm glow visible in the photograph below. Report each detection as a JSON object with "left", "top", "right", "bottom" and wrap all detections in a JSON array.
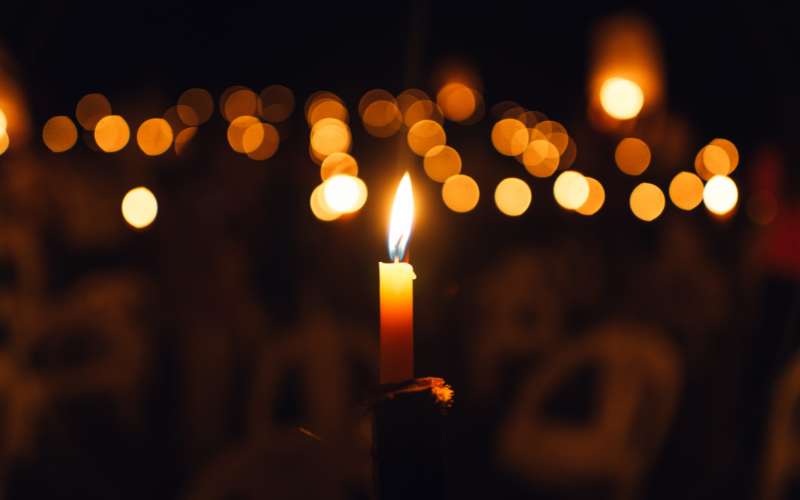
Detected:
[
  {"left": 174, "top": 127, "right": 197, "bottom": 156},
  {"left": 308, "top": 98, "right": 348, "bottom": 127},
  {"left": 243, "top": 122, "right": 279, "bottom": 160},
  {"left": 122, "top": 187, "right": 158, "bottom": 229},
  {"left": 710, "top": 138, "right": 739, "bottom": 174},
  {"left": 227, "top": 116, "right": 260, "bottom": 153},
  {"left": 404, "top": 100, "right": 443, "bottom": 128},
  {"left": 523, "top": 140, "right": 559, "bottom": 177},
  {"left": 258, "top": 85, "right": 294, "bottom": 123},
  {"left": 630, "top": 183, "right": 665, "bottom": 221},
  {"left": 703, "top": 145, "right": 730, "bottom": 176},
  {"left": 693, "top": 147, "right": 714, "bottom": 181},
  {"left": 76, "top": 94, "right": 112, "bottom": 130},
  {"left": 495, "top": 178, "right": 531, "bottom": 216},
  {"left": 747, "top": 191, "right": 778, "bottom": 225},
  {"left": 178, "top": 88, "right": 214, "bottom": 126},
  {"left": 703, "top": 175, "right": 738, "bottom": 215},
  {"left": 407, "top": 119, "right": 446, "bottom": 156},
  {"left": 323, "top": 174, "right": 367, "bottom": 214},
  {"left": 137, "top": 118, "right": 173, "bottom": 156},
  {"left": 310, "top": 118, "right": 351, "bottom": 157},
  {"left": 576, "top": 177, "right": 605, "bottom": 215},
  {"left": 424, "top": 145, "right": 461, "bottom": 182},
  {"left": 669, "top": 172, "right": 704, "bottom": 210},
  {"left": 388, "top": 173, "right": 414, "bottom": 262},
  {"left": 492, "top": 119, "right": 527, "bottom": 156},
  {"left": 42, "top": 116, "right": 78, "bottom": 152},
  {"left": 321, "top": 152, "right": 358, "bottom": 180},
  {"left": 0, "top": 131, "right": 8, "bottom": 155},
  {"left": 442, "top": 174, "right": 480, "bottom": 213},
  {"left": 0, "top": 108, "right": 6, "bottom": 134},
  {"left": 363, "top": 100, "right": 402, "bottom": 138},
  {"left": 310, "top": 184, "right": 341, "bottom": 221},
  {"left": 560, "top": 136, "right": 578, "bottom": 170},
  {"left": 437, "top": 83, "right": 476, "bottom": 122},
  {"left": 225, "top": 89, "right": 258, "bottom": 122},
  {"left": 615, "top": 138, "right": 650, "bottom": 175},
  {"left": 95, "top": 115, "right": 130, "bottom": 152},
  {"left": 600, "top": 78, "right": 644, "bottom": 119},
  {"left": 553, "top": 171, "right": 589, "bottom": 210}
]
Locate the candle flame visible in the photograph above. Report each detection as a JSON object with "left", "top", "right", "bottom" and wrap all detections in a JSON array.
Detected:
[{"left": 388, "top": 172, "right": 414, "bottom": 262}]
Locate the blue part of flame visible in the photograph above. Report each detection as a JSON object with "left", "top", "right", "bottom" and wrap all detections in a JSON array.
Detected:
[{"left": 388, "top": 231, "right": 409, "bottom": 263}]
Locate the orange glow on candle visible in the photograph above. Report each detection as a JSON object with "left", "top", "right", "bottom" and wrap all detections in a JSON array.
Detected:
[{"left": 380, "top": 173, "right": 416, "bottom": 384}]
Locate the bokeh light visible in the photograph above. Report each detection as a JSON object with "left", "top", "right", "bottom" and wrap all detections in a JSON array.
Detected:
[
  {"left": 362, "top": 100, "right": 402, "bottom": 138},
  {"left": 122, "top": 187, "right": 158, "bottom": 229},
  {"left": 492, "top": 118, "right": 527, "bottom": 156},
  {"left": 225, "top": 89, "right": 258, "bottom": 122},
  {"left": 407, "top": 119, "right": 446, "bottom": 156},
  {"left": 0, "top": 108, "right": 6, "bottom": 134},
  {"left": 227, "top": 116, "right": 260, "bottom": 153},
  {"left": 424, "top": 145, "right": 462, "bottom": 182},
  {"left": 321, "top": 152, "right": 358, "bottom": 180},
  {"left": 137, "top": 118, "right": 173, "bottom": 156},
  {"left": 162, "top": 106, "right": 187, "bottom": 137},
  {"left": 219, "top": 86, "right": 250, "bottom": 122},
  {"left": 42, "top": 116, "right": 78, "bottom": 152},
  {"left": 703, "top": 175, "right": 738, "bottom": 215},
  {"left": 709, "top": 138, "right": 739, "bottom": 174},
  {"left": 703, "top": 144, "right": 730, "bottom": 176},
  {"left": 94, "top": 115, "right": 130, "bottom": 152},
  {"left": 495, "top": 178, "right": 531, "bottom": 216},
  {"left": 306, "top": 93, "right": 349, "bottom": 127},
  {"left": 323, "top": 174, "right": 367, "bottom": 213},
  {"left": 243, "top": 122, "right": 280, "bottom": 160},
  {"left": 0, "top": 131, "right": 8, "bottom": 155},
  {"left": 310, "top": 184, "right": 341, "bottom": 221},
  {"left": 694, "top": 147, "right": 715, "bottom": 181},
  {"left": 559, "top": 137, "right": 578, "bottom": 170},
  {"left": 600, "top": 77, "right": 644, "bottom": 120},
  {"left": 669, "top": 172, "right": 704, "bottom": 210},
  {"left": 437, "top": 83, "right": 476, "bottom": 122},
  {"left": 576, "top": 177, "right": 605, "bottom": 215},
  {"left": 76, "top": 94, "right": 112, "bottom": 130},
  {"left": 174, "top": 127, "right": 197, "bottom": 156},
  {"left": 630, "top": 183, "right": 665, "bottom": 221},
  {"left": 746, "top": 191, "right": 778, "bottom": 225},
  {"left": 523, "top": 140, "right": 559, "bottom": 178},
  {"left": 615, "top": 138, "right": 651, "bottom": 175},
  {"left": 178, "top": 88, "right": 214, "bottom": 126},
  {"left": 442, "top": 174, "right": 479, "bottom": 213},
  {"left": 310, "top": 118, "right": 351, "bottom": 157},
  {"left": 258, "top": 85, "right": 294, "bottom": 123},
  {"left": 553, "top": 171, "right": 589, "bottom": 210}
]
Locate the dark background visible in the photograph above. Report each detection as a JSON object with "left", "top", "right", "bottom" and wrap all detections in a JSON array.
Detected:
[{"left": 0, "top": 1, "right": 799, "bottom": 499}]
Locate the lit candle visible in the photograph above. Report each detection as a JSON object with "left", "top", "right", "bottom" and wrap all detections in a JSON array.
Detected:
[{"left": 380, "top": 172, "right": 416, "bottom": 384}]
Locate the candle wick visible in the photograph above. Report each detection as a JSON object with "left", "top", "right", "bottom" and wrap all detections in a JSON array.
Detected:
[{"left": 394, "top": 255, "right": 400, "bottom": 263}]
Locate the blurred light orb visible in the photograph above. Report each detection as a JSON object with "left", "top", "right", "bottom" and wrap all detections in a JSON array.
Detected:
[
  {"left": 703, "top": 175, "right": 738, "bottom": 215},
  {"left": 0, "top": 130, "right": 8, "bottom": 155},
  {"left": 323, "top": 174, "right": 367, "bottom": 213},
  {"left": 553, "top": 171, "right": 589, "bottom": 210},
  {"left": 495, "top": 178, "right": 531, "bottom": 216},
  {"left": 437, "top": 83, "right": 476, "bottom": 122},
  {"left": 178, "top": 88, "right": 214, "bottom": 126},
  {"left": 576, "top": 177, "right": 605, "bottom": 215},
  {"left": 703, "top": 144, "right": 731, "bottom": 176},
  {"left": 122, "top": 187, "right": 158, "bottom": 229},
  {"left": 311, "top": 118, "right": 351, "bottom": 156},
  {"left": 710, "top": 138, "right": 739, "bottom": 174},
  {"left": 407, "top": 119, "right": 446, "bottom": 156},
  {"left": 310, "top": 184, "right": 341, "bottom": 221},
  {"left": 95, "top": 115, "right": 130, "bottom": 152},
  {"left": 0, "top": 108, "right": 7, "bottom": 134},
  {"left": 600, "top": 78, "right": 644, "bottom": 120},
  {"left": 630, "top": 183, "right": 665, "bottom": 221},
  {"left": 424, "top": 145, "right": 462, "bottom": 182},
  {"left": 491, "top": 118, "right": 527, "bottom": 156},
  {"left": 76, "top": 94, "right": 112, "bottom": 130},
  {"left": 321, "top": 152, "right": 358, "bottom": 180},
  {"left": 258, "top": 85, "right": 294, "bottom": 123},
  {"left": 243, "top": 122, "right": 280, "bottom": 160},
  {"left": 227, "top": 116, "right": 260, "bottom": 153},
  {"left": 523, "top": 140, "right": 559, "bottom": 177},
  {"left": 442, "top": 174, "right": 480, "bottom": 212},
  {"left": 43, "top": 116, "right": 78, "bottom": 152},
  {"left": 615, "top": 138, "right": 651, "bottom": 175},
  {"left": 137, "top": 118, "right": 173, "bottom": 156},
  {"left": 694, "top": 147, "right": 715, "bottom": 181},
  {"left": 669, "top": 172, "right": 704, "bottom": 210}
]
